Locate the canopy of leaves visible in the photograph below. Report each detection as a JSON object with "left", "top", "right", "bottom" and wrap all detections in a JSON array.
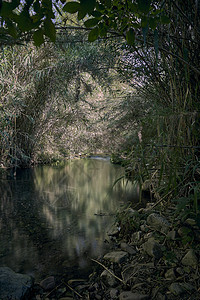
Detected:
[
  {"left": 0, "top": 0, "right": 170, "bottom": 46},
  {"left": 0, "top": 0, "right": 56, "bottom": 46},
  {"left": 64, "top": 0, "right": 170, "bottom": 44}
]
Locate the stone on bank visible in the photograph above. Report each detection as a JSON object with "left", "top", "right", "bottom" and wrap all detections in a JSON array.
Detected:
[{"left": 0, "top": 267, "right": 34, "bottom": 300}]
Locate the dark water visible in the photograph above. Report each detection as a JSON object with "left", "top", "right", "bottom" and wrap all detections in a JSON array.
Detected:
[{"left": 0, "top": 158, "right": 139, "bottom": 280}]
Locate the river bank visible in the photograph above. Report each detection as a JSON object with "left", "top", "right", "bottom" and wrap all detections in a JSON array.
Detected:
[
  {"left": 1, "top": 157, "right": 199, "bottom": 299},
  {"left": 1, "top": 198, "right": 199, "bottom": 300}
]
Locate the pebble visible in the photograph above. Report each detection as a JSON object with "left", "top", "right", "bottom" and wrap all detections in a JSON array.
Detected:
[
  {"left": 110, "top": 288, "right": 118, "bottom": 299},
  {"left": 181, "top": 249, "right": 198, "bottom": 267},
  {"left": 169, "top": 283, "right": 185, "bottom": 295},
  {"left": 165, "top": 268, "right": 176, "bottom": 280}
]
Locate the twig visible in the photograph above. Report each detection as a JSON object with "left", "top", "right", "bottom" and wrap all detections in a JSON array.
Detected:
[
  {"left": 62, "top": 280, "right": 83, "bottom": 298},
  {"left": 91, "top": 258, "right": 124, "bottom": 284},
  {"left": 45, "top": 282, "right": 63, "bottom": 298}
]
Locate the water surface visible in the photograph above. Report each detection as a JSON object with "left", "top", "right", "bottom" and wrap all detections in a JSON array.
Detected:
[{"left": 0, "top": 158, "right": 139, "bottom": 280}]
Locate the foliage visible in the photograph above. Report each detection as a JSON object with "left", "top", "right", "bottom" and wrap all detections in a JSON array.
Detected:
[
  {"left": 102, "top": 0, "right": 200, "bottom": 214},
  {"left": 63, "top": 0, "right": 170, "bottom": 44},
  {"left": 0, "top": 0, "right": 56, "bottom": 46},
  {"left": 0, "top": 0, "right": 171, "bottom": 46},
  {"left": 0, "top": 27, "right": 127, "bottom": 167}
]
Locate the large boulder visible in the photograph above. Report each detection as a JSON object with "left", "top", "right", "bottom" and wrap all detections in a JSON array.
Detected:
[{"left": 0, "top": 267, "right": 34, "bottom": 300}]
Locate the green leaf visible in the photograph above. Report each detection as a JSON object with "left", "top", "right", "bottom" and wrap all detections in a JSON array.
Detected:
[
  {"left": 0, "top": 0, "right": 20, "bottom": 17},
  {"left": 149, "top": 17, "right": 157, "bottom": 30},
  {"left": 17, "top": 9, "right": 34, "bottom": 31},
  {"left": 129, "top": 3, "right": 138, "bottom": 12},
  {"left": 126, "top": 28, "right": 135, "bottom": 45},
  {"left": 6, "top": 20, "right": 17, "bottom": 38},
  {"left": 63, "top": 1, "right": 80, "bottom": 13},
  {"left": 99, "top": 24, "right": 107, "bottom": 37},
  {"left": 161, "top": 15, "right": 170, "bottom": 24},
  {"left": 132, "top": 22, "right": 140, "bottom": 29},
  {"left": 84, "top": 18, "right": 99, "bottom": 28},
  {"left": 91, "top": 11, "right": 102, "bottom": 18},
  {"left": 78, "top": 10, "right": 86, "bottom": 20},
  {"left": 42, "top": 0, "right": 55, "bottom": 19},
  {"left": 80, "top": 0, "right": 96, "bottom": 14},
  {"left": 137, "top": 0, "right": 151, "bottom": 14},
  {"left": 88, "top": 26, "right": 99, "bottom": 42},
  {"left": 33, "top": 0, "right": 41, "bottom": 14},
  {"left": 33, "top": 28, "right": 44, "bottom": 46},
  {"left": 105, "top": 0, "right": 111, "bottom": 8},
  {"left": 44, "top": 18, "right": 56, "bottom": 42}
]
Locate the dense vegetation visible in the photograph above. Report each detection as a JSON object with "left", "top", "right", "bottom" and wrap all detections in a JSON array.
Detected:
[{"left": 0, "top": 0, "right": 200, "bottom": 215}]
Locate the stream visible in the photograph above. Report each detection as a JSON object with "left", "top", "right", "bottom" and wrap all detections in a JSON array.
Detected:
[{"left": 0, "top": 157, "right": 139, "bottom": 280}]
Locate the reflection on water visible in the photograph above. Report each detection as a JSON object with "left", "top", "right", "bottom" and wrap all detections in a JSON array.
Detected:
[{"left": 0, "top": 158, "right": 139, "bottom": 280}]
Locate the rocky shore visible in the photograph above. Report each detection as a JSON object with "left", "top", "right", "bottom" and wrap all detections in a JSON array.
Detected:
[
  {"left": 1, "top": 201, "right": 200, "bottom": 299},
  {"left": 78, "top": 202, "right": 200, "bottom": 300}
]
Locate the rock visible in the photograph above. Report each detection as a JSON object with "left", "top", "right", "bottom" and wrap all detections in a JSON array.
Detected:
[
  {"left": 107, "top": 225, "right": 120, "bottom": 237},
  {"left": 181, "top": 282, "right": 195, "bottom": 292},
  {"left": 142, "top": 238, "right": 163, "bottom": 259},
  {"left": 0, "top": 267, "right": 33, "bottom": 300},
  {"left": 131, "top": 231, "right": 142, "bottom": 245},
  {"left": 140, "top": 220, "right": 148, "bottom": 232},
  {"left": 156, "top": 292, "right": 166, "bottom": 300},
  {"left": 110, "top": 288, "right": 118, "bottom": 299},
  {"left": 40, "top": 276, "right": 55, "bottom": 290},
  {"left": 104, "top": 251, "right": 128, "bottom": 264},
  {"left": 100, "top": 270, "right": 117, "bottom": 287},
  {"left": 176, "top": 267, "right": 184, "bottom": 275},
  {"left": 120, "top": 242, "right": 136, "bottom": 255},
  {"left": 119, "top": 291, "right": 149, "bottom": 300},
  {"left": 167, "top": 230, "right": 177, "bottom": 240},
  {"left": 169, "top": 283, "right": 185, "bottom": 295},
  {"left": 165, "top": 268, "right": 176, "bottom": 280},
  {"left": 181, "top": 249, "right": 198, "bottom": 267},
  {"left": 185, "top": 218, "right": 196, "bottom": 226},
  {"left": 147, "top": 213, "right": 171, "bottom": 234},
  {"left": 140, "top": 224, "right": 148, "bottom": 232},
  {"left": 143, "top": 232, "right": 153, "bottom": 240},
  {"left": 169, "top": 282, "right": 195, "bottom": 296}
]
